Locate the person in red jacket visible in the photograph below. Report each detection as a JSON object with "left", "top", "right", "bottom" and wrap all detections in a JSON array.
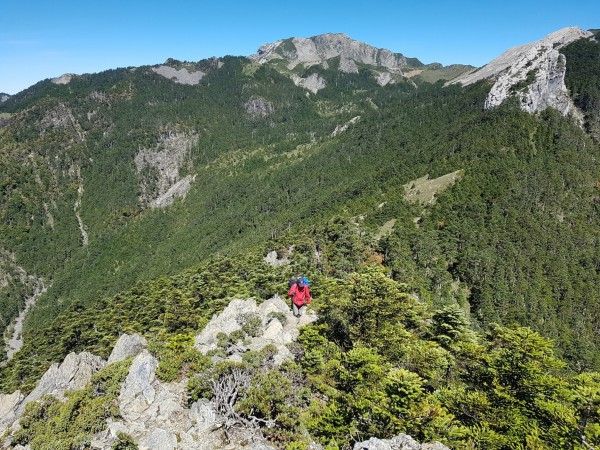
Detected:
[{"left": 288, "top": 277, "right": 311, "bottom": 317}]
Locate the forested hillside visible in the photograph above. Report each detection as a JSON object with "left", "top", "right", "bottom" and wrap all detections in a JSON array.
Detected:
[{"left": 0, "top": 29, "right": 600, "bottom": 449}]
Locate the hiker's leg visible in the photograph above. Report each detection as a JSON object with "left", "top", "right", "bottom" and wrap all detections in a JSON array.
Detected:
[
  {"left": 298, "top": 305, "right": 306, "bottom": 317},
  {"left": 292, "top": 302, "right": 300, "bottom": 317}
]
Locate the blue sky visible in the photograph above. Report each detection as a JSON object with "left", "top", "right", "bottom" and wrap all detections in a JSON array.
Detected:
[{"left": 1, "top": 0, "right": 599, "bottom": 94}]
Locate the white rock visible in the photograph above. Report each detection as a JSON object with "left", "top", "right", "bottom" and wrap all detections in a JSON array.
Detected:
[
  {"left": 0, "top": 390, "right": 23, "bottom": 435},
  {"left": 451, "top": 27, "right": 592, "bottom": 117},
  {"left": 20, "top": 352, "right": 106, "bottom": 408},
  {"left": 291, "top": 73, "right": 327, "bottom": 94},
  {"left": 189, "top": 398, "right": 220, "bottom": 433},
  {"left": 138, "top": 428, "right": 177, "bottom": 450},
  {"left": 152, "top": 66, "right": 206, "bottom": 85},
  {"left": 119, "top": 350, "right": 158, "bottom": 416},
  {"left": 108, "top": 333, "right": 147, "bottom": 365},
  {"left": 251, "top": 33, "right": 411, "bottom": 72}
]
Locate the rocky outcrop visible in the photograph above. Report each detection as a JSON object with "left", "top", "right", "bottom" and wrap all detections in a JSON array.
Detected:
[
  {"left": 450, "top": 27, "right": 592, "bottom": 116},
  {"left": 152, "top": 66, "right": 206, "bottom": 85},
  {"left": 251, "top": 33, "right": 420, "bottom": 74},
  {"left": 332, "top": 116, "right": 361, "bottom": 136},
  {"left": 195, "top": 295, "right": 316, "bottom": 365},
  {"left": 17, "top": 352, "right": 106, "bottom": 410},
  {"left": 134, "top": 129, "right": 198, "bottom": 208},
  {"left": 0, "top": 93, "right": 10, "bottom": 102},
  {"left": 0, "top": 333, "right": 146, "bottom": 438},
  {"left": 264, "top": 250, "right": 291, "bottom": 267},
  {"left": 108, "top": 333, "right": 148, "bottom": 365},
  {"left": 244, "top": 97, "right": 274, "bottom": 117},
  {"left": 51, "top": 73, "right": 76, "bottom": 85},
  {"left": 95, "top": 348, "right": 278, "bottom": 449},
  {"left": 39, "top": 102, "right": 85, "bottom": 140},
  {"left": 0, "top": 391, "right": 23, "bottom": 434},
  {"left": 291, "top": 73, "right": 327, "bottom": 94},
  {"left": 354, "top": 434, "right": 450, "bottom": 450}
]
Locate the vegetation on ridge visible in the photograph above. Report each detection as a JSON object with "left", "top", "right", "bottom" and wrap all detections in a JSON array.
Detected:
[
  {"left": 1, "top": 34, "right": 600, "bottom": 449},
  {"left": 3, "top": 218, "right": 600, "bottom": 449}
]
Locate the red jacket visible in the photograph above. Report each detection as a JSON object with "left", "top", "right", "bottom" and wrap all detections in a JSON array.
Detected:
[{"left": 289, "top": 284, "right": 311, "bottom": 306}]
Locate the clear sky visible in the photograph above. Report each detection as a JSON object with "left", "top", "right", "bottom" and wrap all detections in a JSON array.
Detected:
[{"left": 1, "top": 0, "right": 599, "bottom": 95}]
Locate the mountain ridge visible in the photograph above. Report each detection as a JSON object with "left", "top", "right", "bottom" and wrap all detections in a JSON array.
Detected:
[{"left": 0, "top": 25, "right": 599, "bottom": 449}]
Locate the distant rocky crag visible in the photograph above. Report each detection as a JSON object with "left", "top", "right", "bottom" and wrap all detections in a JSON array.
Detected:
[{"left": 450, "top": 26, "right": 592, "bottom": 118}]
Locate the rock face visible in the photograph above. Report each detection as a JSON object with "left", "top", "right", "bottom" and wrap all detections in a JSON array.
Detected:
[
  {"left": 354, "top": 434, "right": 450, "bottom": 450},
  {"left": 99, "top": 349, "right": 278, "bottom": 450},
  {"left": 51, "top": 73, "right": 76, "bottom": 85},
  {"left": 134, "top": 129, "right": 198, "bottom": 208},
  {"left": 244, "top": 96, "right": 274, "bottom": 117},
  {"left": 0, "top": 390, "right": 23, "bottom": 433},
  {"left": 451, "top": 27, "right": 592, "bottom": 116},
  {"left": 0, "top": 93, "right": 10, "bottom": 102},
  {"left": 291, "top": 73, "right": 327, "bottom": 94},
  {"left": 251, "top": 33, "right": 420, "bottom": 74},
  {"left": 107, "top": 333, "right": 148, "bottom": 365},
  {"left": 152, "top": 65, "right": 206, "bottom": 85},
  {"left": 18, "top": 352, "right": 106, "bottom": 408},
  {"left": 195, "top": 295, "right": 316, "bottom": 366}
]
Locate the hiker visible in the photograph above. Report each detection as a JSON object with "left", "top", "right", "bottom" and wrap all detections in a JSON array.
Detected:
[{"left": 288, "top": 277, "right": 311, "bottom": 317}]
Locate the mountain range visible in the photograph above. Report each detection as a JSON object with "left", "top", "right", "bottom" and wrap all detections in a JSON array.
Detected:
[{"left": 0, "top": 26, "right": 599, "bottom": 449}]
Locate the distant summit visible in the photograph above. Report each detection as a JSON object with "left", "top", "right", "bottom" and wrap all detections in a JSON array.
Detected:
[
  {"left": 249, "top": 32, "right": 423, "bottom": 73},
  {"left": 450, "top": 26, "right": 593, "bottom": 115},
  {"left": 248, "top": 33, "right": 470, "bottom": 92}
]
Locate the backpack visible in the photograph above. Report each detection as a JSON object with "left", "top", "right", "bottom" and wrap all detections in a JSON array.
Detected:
[{"left": 299, "top": 276, "right": 310, "bottom": 287}]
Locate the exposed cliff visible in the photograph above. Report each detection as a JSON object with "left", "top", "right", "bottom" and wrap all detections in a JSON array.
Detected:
[
  {"left": 450, "top": 27, "right": 592, "bottom": 117},
  {"left": 250, "top": 33, "right": 421, "bottom": 73}
]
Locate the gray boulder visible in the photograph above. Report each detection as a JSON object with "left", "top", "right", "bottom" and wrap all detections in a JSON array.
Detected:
[
  {"left": 354, "top": 434, "right": 450, "bottom": 450},
  {"left": 194, "top": 294, "right": 317, "bottom": 365},
  {"left": 0, "top": 390, "right": 23, "bottom": 434},
  {"left": 118, "top": 350, "right": 158, "bottom": 419},
  {"left": 18, "top": 351, "right": 106, "bottom": 413},
  {"left": 108, "top": 333, "right": 147, "bottom": 364}
]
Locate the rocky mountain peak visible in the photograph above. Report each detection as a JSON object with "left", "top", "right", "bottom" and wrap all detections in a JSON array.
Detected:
[
  {"left": 250, "top": 33, "right": 421, "bottom": 73},
  {"left": 450, "top": 26, "right": 593, "bottom": 116}
]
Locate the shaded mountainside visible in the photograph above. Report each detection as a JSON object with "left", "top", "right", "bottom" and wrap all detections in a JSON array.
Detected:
[{"left": 0, "top": 28, "right": 600, "bottom": 448}]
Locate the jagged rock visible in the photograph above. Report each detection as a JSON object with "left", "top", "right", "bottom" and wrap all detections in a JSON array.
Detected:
[
  {"left": 107, "top": 333, "right": 148, "bottom": 365},
  {"left": 244, "top": 97, "right": 274, "bottom": 117},
  {"left": 189, "top": 398, "right": 220, "bottom": 433},
  {"left": 354, "top": 434, "right": 450, "bottom": 450},
  {"left": 51, "top": 73, "right": 75, "bottom": 85},
  {"left": 19, "top": 352, "right": 106, "bottom": 409},
  {"left": 138, "top": 428, "right": 178, "bottom": 450},
  {"left": 264, "top": 250, "right": 290, "bottom": 267},
  {"left": 151, "top": 174, "right": 197, "bottom": 208},
  {"left": 152, "top": 65, "right": 206, "bottom": 85},
  {"left": 119, "top": 350, "right": 158, "bottom": 417},
  {"left": 0, "top": 391, "right": 23, "bottom": 433},
  {"left": 291, "top": 73, "right": 327, "bottom": 94},
  {"left": 251, "top": 33, "right": 417, "bottom": 73},
  {"left": 134, "top": 129, "right": 198, "bottom": 208},
  {"left": 450, "top": 27, "right": 592, "bottom": 117},
  {"left": 195, "top": 295, "right": 316, "bottom": 364}
]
